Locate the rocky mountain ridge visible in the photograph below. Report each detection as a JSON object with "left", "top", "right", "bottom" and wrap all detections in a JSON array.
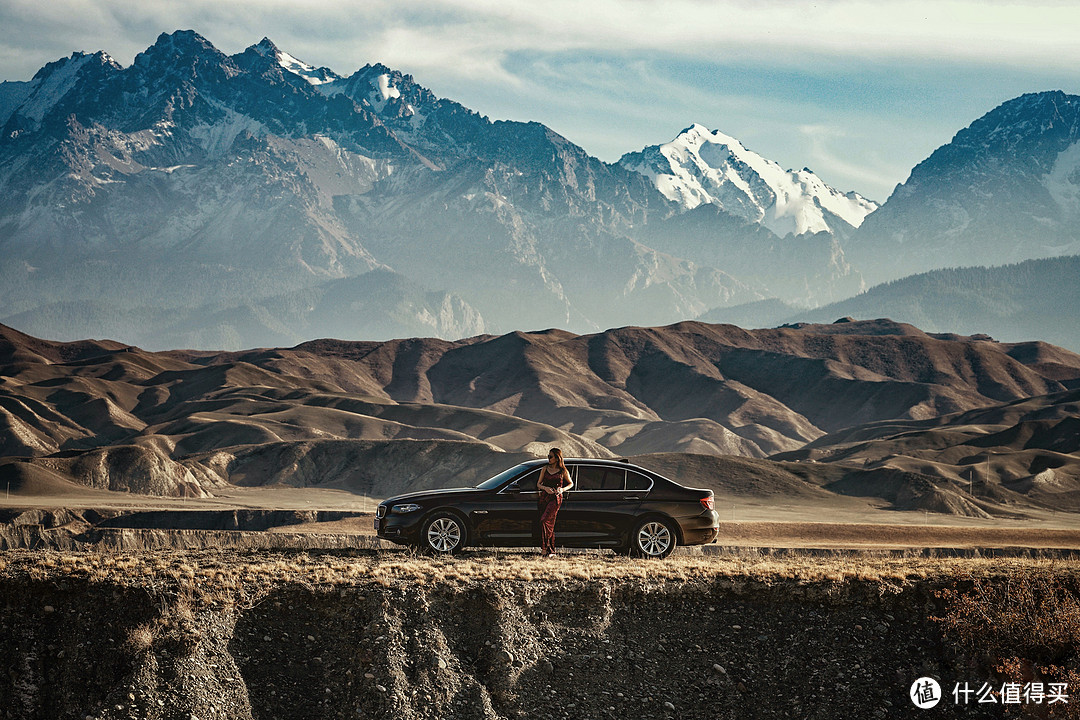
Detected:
[
  {"left": 702, "top": 254, "right": 1080, "bottom": 353},
  {"left": 2, "top": 32, "right": 1079, "bottom": 353},
  {"left": 0, "top": 31, "right": 716, "bottom": 349},
  {"left": 0, "top": 31, "right": 855, "bottom": 351}
]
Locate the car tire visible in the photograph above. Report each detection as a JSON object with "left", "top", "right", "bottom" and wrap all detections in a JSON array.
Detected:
[
  {"left": 421, "top": 512, "right": 468, "bottom": 554},
  {"left": 630, "top": 517, "right": 676, "bottom": 559}
]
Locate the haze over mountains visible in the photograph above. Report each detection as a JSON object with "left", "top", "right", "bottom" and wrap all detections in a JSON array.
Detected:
[
  {"left": 703, "top": 255, "right": 1080, "bottom": 352},
  {"left": 1, "top": 31, "right": 1078, "bottom": 350}
]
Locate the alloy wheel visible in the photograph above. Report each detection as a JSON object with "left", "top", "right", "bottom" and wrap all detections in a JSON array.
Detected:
[
  {"left": 636, "top": 521, "right": 673, "bottom": 557},
  {"left": 426, "top": 517, "right": 462, "bottom": 552}
]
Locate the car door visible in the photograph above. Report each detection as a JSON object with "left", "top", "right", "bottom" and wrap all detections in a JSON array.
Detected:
[
  {"left": 556, "top": 464, "right": 643, "bottom": 546},
  {"left": 470, "top": 467, "right": 542, "bottom": 545}
]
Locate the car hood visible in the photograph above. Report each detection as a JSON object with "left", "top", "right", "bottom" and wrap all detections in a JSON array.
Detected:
[{"left": 380, "top": 487, "right": 484, "bottom": 506}]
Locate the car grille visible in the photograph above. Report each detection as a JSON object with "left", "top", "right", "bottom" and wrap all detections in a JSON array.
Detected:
[{"left": 375, "top": 505, "right": 387, "bottom": 519}]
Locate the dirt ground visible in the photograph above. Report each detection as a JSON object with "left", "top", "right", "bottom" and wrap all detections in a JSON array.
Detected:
[
  {"left": 3, "top": 550, "right": 1076, "bottom": 720},
  {"left": 6, "top": 484, "right": 1080, "bottom": 551}
]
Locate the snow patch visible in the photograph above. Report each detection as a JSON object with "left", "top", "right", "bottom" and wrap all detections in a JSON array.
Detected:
[
  {"left": 251, "top": 38, "right": 336, "bottom": 86},
  {"left": 376, "top": 74, "right": 400, "bottom": 101},
  {"left": 367, "top": 74, "right": 401, "bottom": 113},
  {"left": 276, "top": 50, "right": 335, "bottom": 86},
  {"left": 189, "top": 105, "right": 264, "bottom": 158},
  {"left": 17, "top": 53, "right": 97, "bottom": 124},
  {"left": 1044, "top": 140, "right": 1080, "bottom": 217}
]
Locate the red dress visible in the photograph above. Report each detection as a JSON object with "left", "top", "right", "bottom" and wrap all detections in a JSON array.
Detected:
[{"left": 538, "top": 466, "right": 569, "bottom": 554}]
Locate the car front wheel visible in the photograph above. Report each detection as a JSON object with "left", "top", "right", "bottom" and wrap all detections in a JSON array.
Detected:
[
  {"left": 421, "top": 512, "right": 468, "bottom": 554},
  {"left": 631, "top": 517, "right": 676, "bottom": 559}
]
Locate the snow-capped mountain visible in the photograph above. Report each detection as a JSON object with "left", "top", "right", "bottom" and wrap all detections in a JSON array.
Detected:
[
  {"left": 9, "top": 31, "right": 1072, "bottom": 351},
  {"left": 0, "top": 31, "right": 774, "bottom": 349},
  {"left": 620, "top": 124, "right": 878, "bottom": 237},
  {"left": 850, "top": 91, "right": 1080, "bottom": 283}
]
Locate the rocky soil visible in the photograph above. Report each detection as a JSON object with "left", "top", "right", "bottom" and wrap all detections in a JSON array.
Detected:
[{"left": 0, "top": 549, "right": 1052, "bottom": 720}]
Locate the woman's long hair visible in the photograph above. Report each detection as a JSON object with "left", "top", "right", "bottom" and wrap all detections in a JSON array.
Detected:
[{"left": 548, "top": 447, "right": 567, "bottom": 475}]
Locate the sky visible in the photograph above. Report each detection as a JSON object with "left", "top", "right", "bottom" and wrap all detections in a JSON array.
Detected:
[{"left": 2, "top": 0, "right": 1079, "bottom": 201}]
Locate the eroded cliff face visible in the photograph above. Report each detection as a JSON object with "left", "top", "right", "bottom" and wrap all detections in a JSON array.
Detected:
[{"left": 0, "top": 551, "right": 1001, "bottom": 720}]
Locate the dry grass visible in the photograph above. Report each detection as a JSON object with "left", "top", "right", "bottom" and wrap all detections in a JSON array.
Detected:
[
  {"left": 8, "top": 547, "right": 1080, "bottom": 688},
  {"left": 713, "top": 521, "right": 1080, "bottom": 549},
  {"left": 4, "top": 547, "right": 1080, "bottom": 602},
  {"left": 936, "top": 573, "right": 1080, "bottom": 718},
  {"left": 124, "top": 624, "right": 156, "bottom": 654}
]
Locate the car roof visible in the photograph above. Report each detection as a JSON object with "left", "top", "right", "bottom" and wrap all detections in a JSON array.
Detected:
[
  {"left": 521, "top": 457, "right": 649, "bottom": 471},
  {"left": 521, "top": 458, "right": 682, "bottom": 489}
]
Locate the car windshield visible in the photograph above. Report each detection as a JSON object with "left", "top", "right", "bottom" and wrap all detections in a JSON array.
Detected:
[{"left": 474, "top": 463, "right": 534, "bottom": 490}]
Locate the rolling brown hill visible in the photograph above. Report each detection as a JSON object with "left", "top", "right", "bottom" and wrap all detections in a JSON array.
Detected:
[
  {"left": 772, "top": 387, "right": 1080, "bottom": 516},
  {"left": 1, "top": 319, "right": 1079, "bottom": 515}
]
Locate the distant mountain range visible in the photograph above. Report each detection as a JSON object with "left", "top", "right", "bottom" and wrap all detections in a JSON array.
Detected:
[
  {"left": 848, "top": 91, "right": 1080, "bottom": 283},
  {"left": 1, "top": 31, "right": 1079, "bottom": 350},
  {"left": 701, "top": 255, "right": 1080, "bottom": 353}
]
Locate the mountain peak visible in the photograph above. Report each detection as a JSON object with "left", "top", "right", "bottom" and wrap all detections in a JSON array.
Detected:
[
  {"left": 242, "top": 37, "right": 339, "bottom": 86},
  {"left": 133, "top": 29, "right": 231, "bottom": 75},
  {"left": 851, "top": 90, "right": 1080, "bottom": 283},
  {"left": 671, "top": 123, "right": 740, "bottom": 151},
  {"left": 30, "top": 51, "right": 116, "bottom": 82},
  {"left": 333, "top": 63, "right": 416, "bottom": 113},
  {"left": 253, "top": 37, "right": 278, "bottom": 54},
  {"left": 9, "top": 51, "right": 121, "bottom": 126},
  {"left": 149, "top": 29, "right": 217, "bottom": 54},
  {"left": 678, "top": 122, "right": 711, "bottom": 137},
  {"left": 621, "top": 125, "right": 878, "bottom": 236}
]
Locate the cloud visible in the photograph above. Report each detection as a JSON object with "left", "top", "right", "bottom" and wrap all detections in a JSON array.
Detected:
[
  {"left": 4, "top": 0, "right": 1080, "bottom": 80},
  {"left": 372, "top": 0, "right": 1080, "bottom": 74},
  {"left": 1, "top": 0, "right": 1074, "bottom": 200},
  {"left": 798, "top": 124, "right": 912, "bottom": 198}
]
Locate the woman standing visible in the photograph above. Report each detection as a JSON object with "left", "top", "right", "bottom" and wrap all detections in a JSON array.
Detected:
[{"left": 537, "top": 448, "right": 573, "bottom": 557}]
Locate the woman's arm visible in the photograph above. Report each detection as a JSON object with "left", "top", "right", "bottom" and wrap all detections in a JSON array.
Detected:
[
  {"left": 537, "top": 472, "right": 553, "bottom": 494},
  {"left": 558, "top": 469, "right": 573, "bottom": 494}
]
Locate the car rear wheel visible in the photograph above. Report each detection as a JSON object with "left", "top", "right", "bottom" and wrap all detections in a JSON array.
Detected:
[
  {"left": 421, "top": 512, "right": 468, "bottom": 554},
  {"left": 631, "top": 517, "right": 676, "bottom": 559}
]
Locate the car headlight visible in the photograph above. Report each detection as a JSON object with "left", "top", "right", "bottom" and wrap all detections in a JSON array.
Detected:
[{"left": 391, "top": 503, "right": 422, "bottom": 514}]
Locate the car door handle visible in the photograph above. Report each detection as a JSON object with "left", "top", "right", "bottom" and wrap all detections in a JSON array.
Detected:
[
  {"left": 623, "top": 496, "right": 642, "bottom": 501},
  {"left": 473, "top": 510, "right": 488, "bottom": 514}
]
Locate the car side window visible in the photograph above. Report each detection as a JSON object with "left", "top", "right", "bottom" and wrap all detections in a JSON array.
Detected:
[
  {"left": 508, "top": 468, "right": 541, "bottom": 491},
  {"left": 601, "top": 469, "right": 625, "bottom": 490},
  {"left": 575, "top": 466, "right": 625, "bottom": 491},
  {"left": 575, "top": 466, "right": 604, "bottom": 490},
  {"left": 626, "top": 471, "right": 651, "bottom": 491}
]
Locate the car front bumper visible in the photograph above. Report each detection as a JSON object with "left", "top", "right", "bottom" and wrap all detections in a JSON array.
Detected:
[{"left": 375, "top": 509, "right": 425, "bottom": 545}]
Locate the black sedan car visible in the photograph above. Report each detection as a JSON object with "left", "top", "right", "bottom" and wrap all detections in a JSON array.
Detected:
[{"left": 375, "top": 458, "right": 719, "bottom": 558}]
